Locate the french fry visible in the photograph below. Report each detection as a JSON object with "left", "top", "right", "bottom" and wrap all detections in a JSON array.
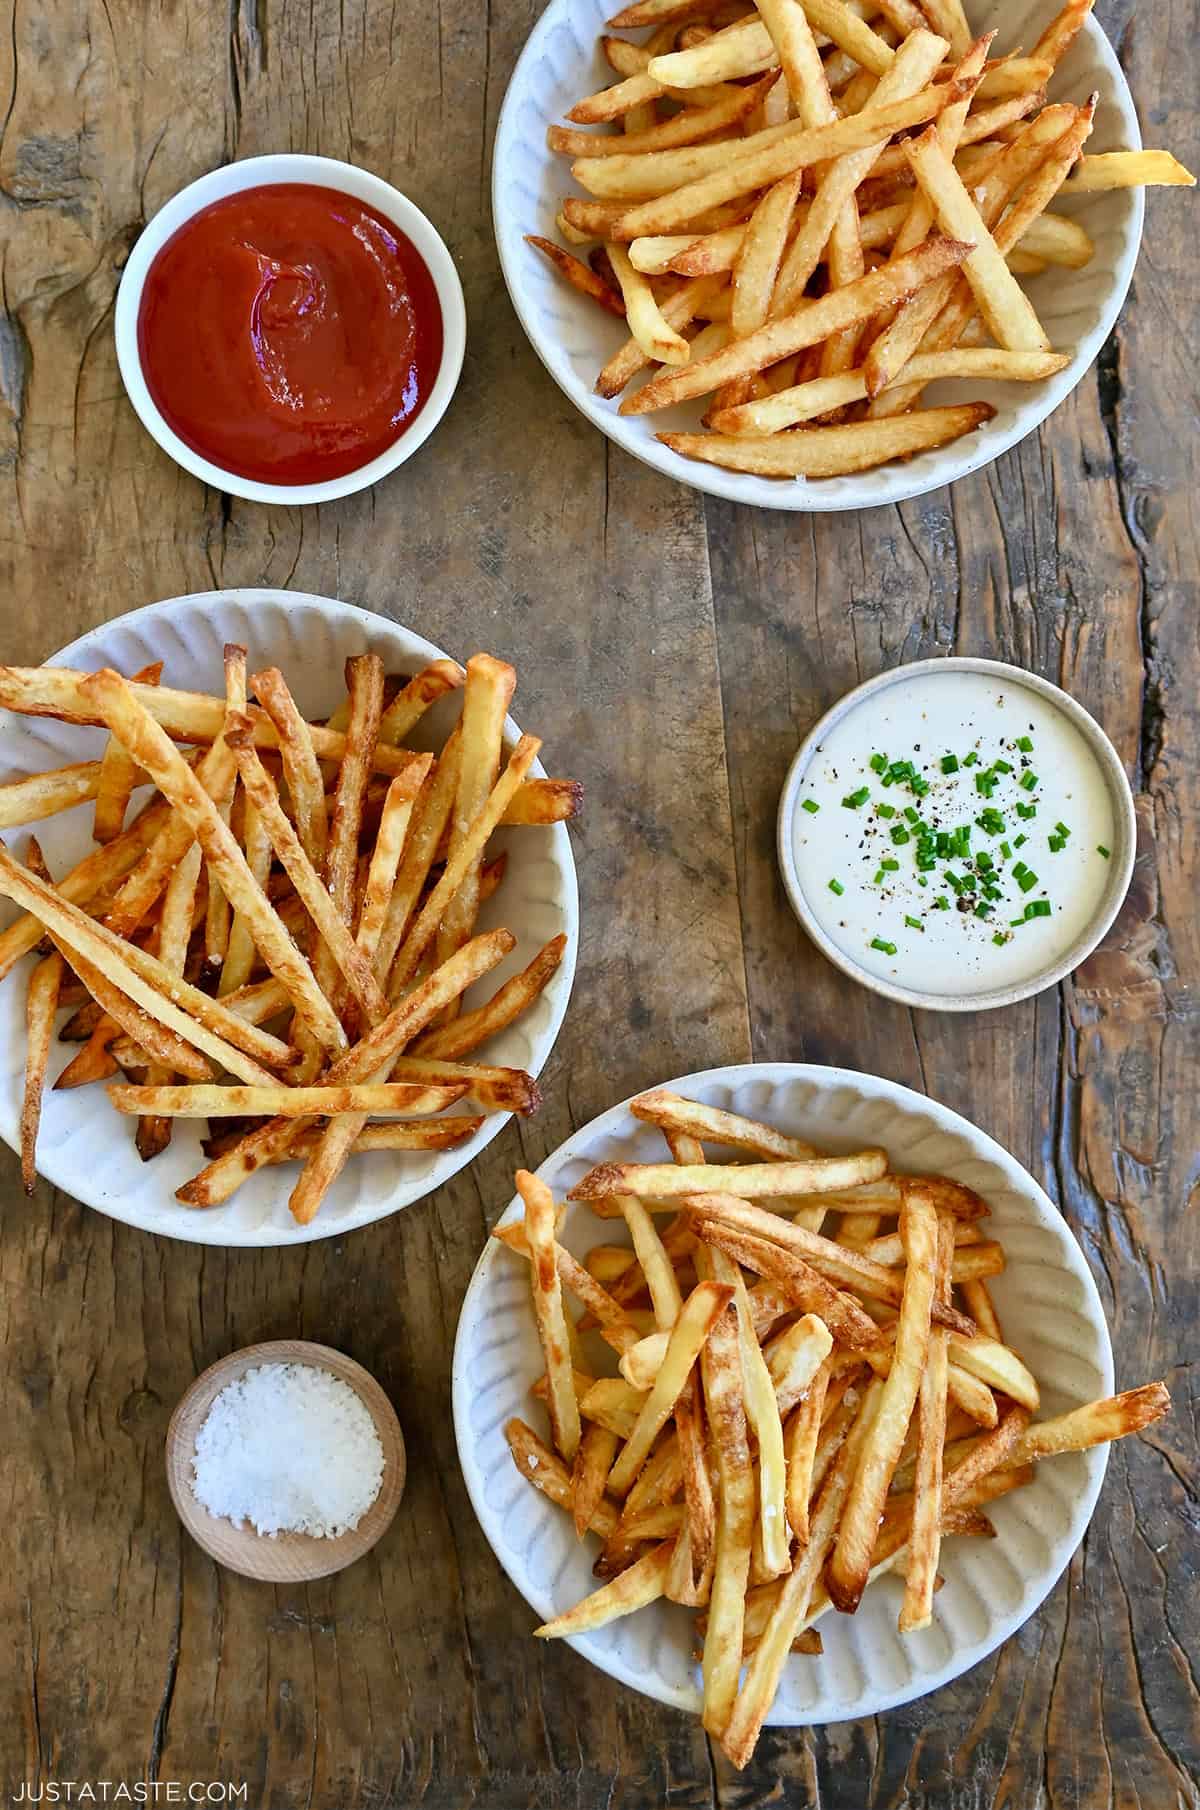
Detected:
[
  {"left": 201, "top": 646, "right": 247, "bottom": 978},
  {"left": 536, "top": 1539, "right": 676, "bottom": 1637},
  {"left": 691, "top": 1216, "right": 882, "bottom": 1349},
  {"left": 519, "top": 1169, "right": 582, "bottom": 1463},
  {"left": 765, "top": 1313, "right": 834, "bottom": 1416},
  {"left": 1010, "top": 1383, "right": 1170, "bottom": 1463},
  {"left": 596, "top": 274, "right": 723, "bottom": 397},
  {"left": 899, "top": 1212, "right": 952, "bottom": 1632},
  {"left": 700, "top": 1302, "right": 755, "bottom": 1735},
  {"left": 78, "top": 668, "right": 347, "bottom": 1054},
  {"left": 904, "top": 127, "right": 1050, "bottom": 350},
  {"left": 784, "top": 1355, "right": 831, "bottom": 1541},
  {"left": 506, "top": 1419, "right": 620, "bottom": 1539},
  {"left": 136, "top": 836, "right": 203, "bottom": 1161},
  {"left": 436, "top": 655, "right": 517, "bottom": 982},
  {"left": 647, "top": 16, "right": 781, "bottom": 85},
  {"left": 249, "top": 666, "right": 329, "bottom": 867},
  {"left": 731, "top": 172, "right": 802, "bottom": 337},
  {"left": 92, "top": 660, "right": 162, "bottom": 843},
  {"left": 21, "top": 945, "right": 62, "bottom": 1191},
  {"left": 108, "top": 1082, "right": 465, "bottom": 1118},
  {"left": 659, "top": 403, "right": 994, "bottom": 474},
  {"left": 409, "top": 933, "right": 567, "bottom": 1061},
  {"left": 552, "top": 76, "right": 768, "bottom": 157},
  {"left": 607, "top": 1280, "right": 734, "bottom": 1496},
  {"left": 0, "top": 761, "right": 105, "bottom": 829},
  {"left": 827, "top": 1186, "right": 937, "bottom": 1611},
  {"left": 573, "top": 1149, "right": 886, "bottom": 1206},
  {"left": 707, "top": 1246, "right": 790, "bottom": 1578},
  {"left": 608, "top": 242, "right": 693, "bottom": 364},
  {"left": 572, "top": 1422, "right": 621, "bottom": 1539},
  {"left": 526, "top": 235, "right": 628, "bottom": 315},
  {"left": 1059, "top": 149, "right": 1196, "bottom": 193},
  {"left": 217, "top": 801, "right": 271, "bottom": 999},
  {"left": 355, "top": 761, "right": 430, "bottom": 963},
  {"left": 631, "top": 1087, "right": 822, "bottom": 1158},
  {"left": 621, "top": 1195, "right": 684, "bottom": 1328},
  {"left": 947, "top": 1332, "right": 1039, "bottom": 1411},
  {"left": 370, "top": 731, "right": 462, "bottom": 985},
  {"left": 388, "top": 734, "right": 542, "bottom": 994}
]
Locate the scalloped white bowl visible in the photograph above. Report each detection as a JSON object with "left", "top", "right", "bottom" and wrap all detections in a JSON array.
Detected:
[
  {"left": 493, "top": 0, "right": 1144, "bottom": 511},
  {"left": 453, "top": 1063, "right": 1114, "bottom": 1723},
  {"left": 0, "top": 591, "right": 577, "bottom": 1246}
]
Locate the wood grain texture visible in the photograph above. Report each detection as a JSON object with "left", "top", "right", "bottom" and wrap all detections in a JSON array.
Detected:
[{"left": 0, "top": 0, "right": 1196, "bottom": 1805}]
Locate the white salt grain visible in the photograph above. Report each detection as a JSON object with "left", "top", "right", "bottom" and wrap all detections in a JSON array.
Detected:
[{"left": 191, "top": 1362, "right": 385, "bottom": 1539}]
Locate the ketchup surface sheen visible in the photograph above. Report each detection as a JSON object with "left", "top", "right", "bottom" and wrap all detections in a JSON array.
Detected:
[{"left": 137, "top": 184, "right": 444, "bottom": 485}]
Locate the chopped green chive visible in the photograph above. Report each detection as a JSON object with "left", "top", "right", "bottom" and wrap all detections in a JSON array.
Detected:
[
  {"left": 904, "top": 915, "right": 924, "bottom": 931},
  {"left": 873, "top": 867, "right": 886, "bottom": 885},
  {"left": 801, "top": 798, "right": 820, "bottom": 815},
  {"left": 974, "top": 901, "right": 992, "bottom": 919},
  {"left": 843, "top": 786, "right": 870, "bottom": 808},
  {"left": 1017, "top": 869, "right": 1039, "bottom": 893},
  {"left": 940, "top": 753, "right": 959, "bottom": 774},
  {"left": 1025, "top": 899, "right": 1052, "bottom": 919},
  {"left": 1097, "top": 844, "right": 1110, "bottom": 859},
  {"left": 1014, "top": 833, "right": 1027, "bottom": 849},
  {"left": 881, "top": 858, "right": 900, "bottom": 872},
  {"left": 828, "top": 878, "right": 845, "bottom": 896},
  {"left": 992, "top": 758, "right": 1012, "bottom": 774},
  {"left": 876, "top": 803, "right": 896, "bottom": 819},
  {"left": 992, "top": 931, "right": 1009, "bottom": 946},
  {"left": 1055, "top": 821, "right": 1071, "bottom": 839},
  {"left": 869, "top": 752, "right": 888, "bottom": 774},
  {"left": 904, "top": 806, "right": 919, "bottom": 823},
  {"left": 1016, "top": 735, "right": 1034, "bottom": 753},
  {"left": 870, "top": 937, "right": 897, "bottom": 956},
  {"left": 933, "top": 895, "right": 950, "bottom": 910},
  {"left": 890, "top": 826, "right": 911, "bottom": 846},
  {"left": 1015, "top": 802, "right": 1037, "bottom": 820},
  {"left": 1020, "top": 770, "right": 1039, "bottom": 792},
  {"left": 1000, "top": 841, "right": 1012, "bottom": 860},
  {"left": 1048, "top": 834, "right": 1066, "bottom": 853}
]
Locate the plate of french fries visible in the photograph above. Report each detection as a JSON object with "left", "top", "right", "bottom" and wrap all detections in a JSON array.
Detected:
[
  {"left": 494, "top": 0, "right": 1194, "bottom": 507},
  {"left": 0, "top": 590, "right": 579, "bottom": 1244},
  {"left": 453, "top": 1065, "right": 1170, "bottom": 1749}
]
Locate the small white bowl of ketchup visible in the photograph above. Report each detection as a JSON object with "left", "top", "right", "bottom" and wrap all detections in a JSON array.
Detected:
[{"left": 115, "top": 154, "right": 466, "bottom": 505}]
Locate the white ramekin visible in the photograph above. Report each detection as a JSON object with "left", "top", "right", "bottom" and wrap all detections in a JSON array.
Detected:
[
  {"left": 114, "top": 153, "right": 467, "bottom": 506},
  {"left": 776, "top": 657, "right": 1137, "bottom": 1012}
]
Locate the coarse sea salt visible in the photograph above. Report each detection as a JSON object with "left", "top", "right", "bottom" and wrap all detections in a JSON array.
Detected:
[{"left": 191, "top": 1362, "right": 385, "bottom": 1539}]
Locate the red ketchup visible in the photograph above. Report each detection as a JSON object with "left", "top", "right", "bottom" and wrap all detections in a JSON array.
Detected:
[{"left": 137, "top": 183, "right": 444, "bottom": 485}]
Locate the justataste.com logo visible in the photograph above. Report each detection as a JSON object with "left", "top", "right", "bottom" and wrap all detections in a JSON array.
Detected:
[{"left": 11, "top": 1786, "right": 248, "bottom": 1804}]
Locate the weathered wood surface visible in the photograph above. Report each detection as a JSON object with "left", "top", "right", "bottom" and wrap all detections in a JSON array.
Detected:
[{"left": 1, "top": 0, "right": 1196, "bottom": 1805}]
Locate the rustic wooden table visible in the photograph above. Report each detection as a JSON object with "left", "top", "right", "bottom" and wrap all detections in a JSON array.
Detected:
[{"left": 2, "top": 1, "right": 1196, "bottom": 1805}]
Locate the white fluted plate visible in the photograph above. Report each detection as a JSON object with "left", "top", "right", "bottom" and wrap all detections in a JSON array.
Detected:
[
  {"left": 0, "top": 591, "right": 578, "bottom": 1246},
  {"left": 493, "top": 0, "right": 1144, "bottom": 510},
  {"left": 452, "top": 1063, "right": 1113, "bottom": 1723}
]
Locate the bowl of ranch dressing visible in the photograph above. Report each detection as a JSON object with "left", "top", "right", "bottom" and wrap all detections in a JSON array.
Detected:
[{"left": 777, "top": 659, "right": 1136, "bottom": 1012}]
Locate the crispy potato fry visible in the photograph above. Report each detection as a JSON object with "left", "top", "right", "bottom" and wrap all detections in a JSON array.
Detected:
[
  {"left": 21, "top": 947, "right": 62, "bottom": 1191},
  {"left": 904, "top": 126, "right": 1050, "bottom": 349},
  {"left": 731, "top": 171, "right": 802, "bottom": 337},
  {"left": 218, "top": 799, "right": 272, "bottom": 997},
  {"left": 409, "top": 933, "right": 567, "bottom": 1062},
  {"left": 92, "top": 660, "right": 162, "bottom": 844},
  {"left": 536, "top": 1538, "right": 676, "bottom": 1636},
  {"left": 0, "top": 761, "right": 105, "bottom": 829},
  {"left": 765, "top": 1313, "right": 834, "bottom": 1417},
  {"left": 631, "top": 1086, "right": 821, "bottom": 1159},
  {"left": 250, "top": 666, "right": 329, "bottom": 867},
  {"left": 692, "top": 1215, "right": 882, "bottom": 1349},
  {"left": 608, "top": 242, "right": 694, "bottom": 363},
  {"left": 947, "top": 1332, "right": 1039, "bottom": 1411},
  {"left": 108, "top": 1082, "right": 464, "bottom": 1118},
  {"left": 1010, "top": 1383, "right": 1170, "bottom": 1463},
  {"left": 700, "top": 1302, "right": 756, "bottom": 1735},
  {"left": 520, "top": 1169, "right": 582, "bottom": 1463},
  {"left": 553, "top": 77, "right": 767, "bottom": 157},
  {"left": 608, "top": 1281, "right": 734, "bottom": 1496},
  {"left": 707, "top": 1246, "right": 790, "bottom": 1577},
  {"left": 570, "top": 1149, "right": 886, "bottom": 1204},
  {"left": 827, "top": 1186, "right": 937, "bottom": 1611},
  {"left": 784, "top": 1356, "right": 831, "bottom": 1541},
  {"left": 437, "top": 655, "right": 515, "bottom": 983},
  {"left": 506, "top": 1419, "right": 620, "bottom": 1539},
  {"left": 572, "top": 1422, "right": 621, "bottom": 1538},
  {"left": 596, "top": 273, "right": 724, "bottom": 397},
  {"left": 659, "top": 403, "right": 994, "bottom": 474},
  {"left": 899, "top": 1212, "right": 952, "bottom": 1632},
  {"left": 526, "top": 234, "right": 628, "bottom": 315},
  {"left": 1059, "top": 148, "right": 1196, "bottom": 193}
]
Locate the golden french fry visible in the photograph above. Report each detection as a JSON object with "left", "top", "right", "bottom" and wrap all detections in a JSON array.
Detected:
[
  {"left": 659, "top": 403, "right": 994, "bottom": 475},
  {"left": 0, "top": 762, "right": 104, "bottom": 830},
  {"left": 899, "top": 1213, "right": 952, "bottom": 1632},
  {"left": 1060, "top": 149, "right": 1196, "bottom": 193},
  {"left": 784, "top": 1356, "right": 831, "bottom": 1541},
  {"left": 505, "top": 1419, "right": 620, "bottom": 1539},
  {"left": 765, "top": 1313, "right": 833, "bottom": 1417},
  {"left": 519, "top": 1169, "right": 582, "bottom": 1463},
  {"left": 608, "top": 242, "right": 694, "bottom": 364},
  {"left": 1011, "top": 1383, "right": 1170, "bottom": 1463},
  {"left": 21, "top": 948, "right": 62, "bottom": 1191},
  {"left": 947, "top": 1332, "right": 1039, "bottom": 1411},
  {"left": 572, "top": 1421, "right": 621, "bottom": 1538},
  {"left": 631, "top": 1087, "right": 823, "bottom": 1158},
  {"left": 108, "top": 1082, "right": 465, "bottom": 1118},
  {"left": 608, "top": 1280, "right": 734, "bottom": 1496},
  {"left": 250, "top": 665, "right": 329, "bottom": 867},
  {"left": 93, "top": 661, "right": 162, "bottom": 844},
  {"left": 827, "top": 1186, "right": 938, "bottom": 1612},
  {"left": 700, "top": 1302, "right": 755, "bottom": 1736},
  {"left": 706, "top": 1246, "right": 791, "bottom": 1578},
  {"left": 621, "top": 1194, "right": 684, "bottom": 1329},
  {"left": 438, "top": 656, "right": 515, "bottom": 985},
  {"left": 688, "top": 1214, "right": 882, "bottom": 1349},
  {"left": 535, "top": 1539, "right": 676, "bottom": 1637},
  {"left": 552, "top": 76, "right": 767, "bottom": 156},
  {"left": 596, "top": 274, "right": 723, "bottom": 397},
  {"left": 218, "top": 799, "right": 271, "bottom": 997},
  {"left": 571, "top": 1148, "right": 887, "bottom": 1204},
  {"left": 526, "top": 234, "right": 628, "bottom": 315},
  {"left": 409, "top": 933, "right": 567, "bottom": 1062},
  {"left": 137, "top": 836, "right": 204, "bottom": 1161}
]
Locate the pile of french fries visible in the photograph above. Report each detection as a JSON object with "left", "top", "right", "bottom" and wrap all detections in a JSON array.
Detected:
[
  {"left": 527, "top": 0, "right": 1194, "bottom": 479},
  {"left": 0, "top": 647, "right": 579, "bottom": 1222},
  {"left": 499, "top": 1087, "right": 1169, "bottom": 1765}
]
